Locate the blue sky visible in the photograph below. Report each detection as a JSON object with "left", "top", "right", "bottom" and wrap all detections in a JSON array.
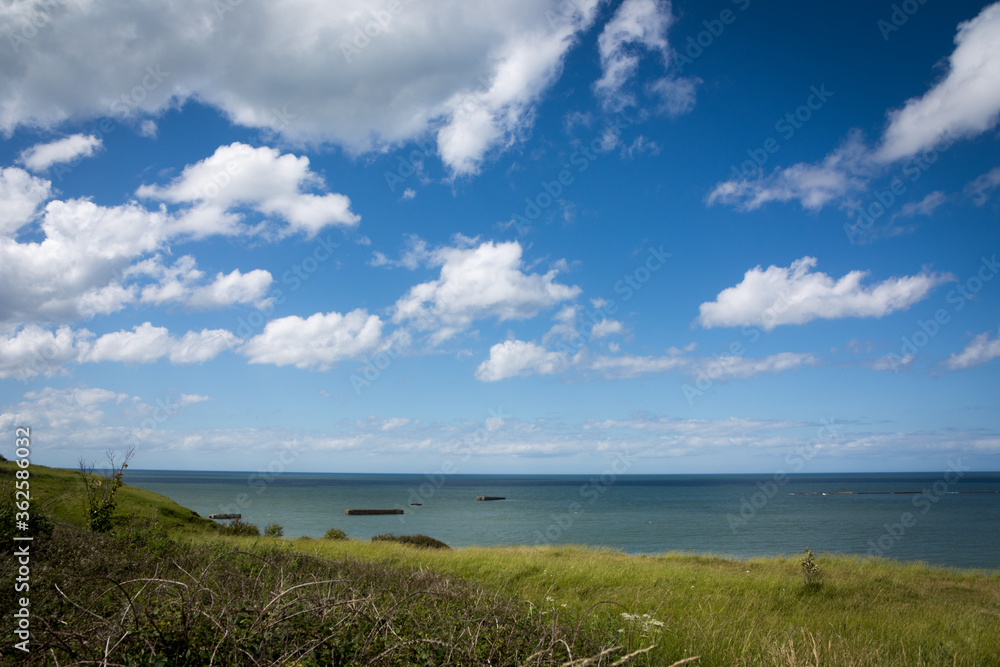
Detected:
[{"left": 1, "top": 0, "right": 999, "bottom": 474}]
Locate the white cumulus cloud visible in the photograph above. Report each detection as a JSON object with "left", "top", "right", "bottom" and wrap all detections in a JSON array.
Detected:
[
  {"left": 0, "top": 0, "right": 606, "bottom": 178},
  {"left": 83, "top": 323, "right": 240, "bottom": 365},
  {"left": 242, "top": 310, "right": 383, "bottom": 370},
  {"left": 392, "top": 238, "right": 581, "bottom": 344},
  {"left": 475, "top": 339, "right": 572, "bottom": 381},
  {"left": 695, "top": 257, "right": 952, "bottom": 330},
  {"left": 137, "top": 143, "right": 359, "bottom": 238}
]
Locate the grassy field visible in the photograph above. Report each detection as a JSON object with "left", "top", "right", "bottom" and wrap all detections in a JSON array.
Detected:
[
  {"left": 272, "top": 537, "right": 1000, "bottom": 666},
  {"left": 6, "top": 462, "right": 1000, "bottom": 666}
]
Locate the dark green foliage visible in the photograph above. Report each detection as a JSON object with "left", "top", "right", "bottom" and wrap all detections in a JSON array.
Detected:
[
  {"left": 371, "top": 533, "right": 451, "bottom": 549},
  {"left": 264, "top": 522, "right": 284, "bottom": 537},
  {"left": 323, "top": 527, "right": 348, "bottom": 540},
  {"left": 0, "top": 522, "right": 613, "bottom": 666},
  {"left": 219, "top": 518, "right": 260, "bottom": 536}
]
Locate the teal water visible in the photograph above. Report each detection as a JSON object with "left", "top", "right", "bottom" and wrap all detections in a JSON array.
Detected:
[{"left": 123, "top": 471, "right": 1000, "bottom": 570}]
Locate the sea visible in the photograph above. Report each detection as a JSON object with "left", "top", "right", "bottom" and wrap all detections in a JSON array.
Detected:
[{"left": 122, "top": 470, "right": 1000, "bottom": 570}]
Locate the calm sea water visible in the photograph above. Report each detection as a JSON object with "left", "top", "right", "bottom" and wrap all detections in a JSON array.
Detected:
[{"left": 123, "top": 470, "right": 1000, "bottom": 570}]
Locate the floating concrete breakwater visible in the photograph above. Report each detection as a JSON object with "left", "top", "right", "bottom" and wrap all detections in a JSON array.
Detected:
[
  {"left": 344, "top": 509, "right": 405, "bottom": 515},
  {"left": 476, "top": 496, "right": 506, "bottom": 501}
]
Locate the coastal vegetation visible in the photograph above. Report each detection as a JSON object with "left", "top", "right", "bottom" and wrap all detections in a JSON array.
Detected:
[{"left": 4, "top": 461, "right": 1000, "bottom": 666}]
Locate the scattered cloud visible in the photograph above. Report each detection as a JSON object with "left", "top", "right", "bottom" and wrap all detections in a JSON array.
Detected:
[
  {"left": 708, "top": 3, "right": 1000, "bottom": 213},
  {"left": 133, "top": 255, "right": 273, "bottom": 310},
  {"left": 83, "top": 322, "right": 240, "bottom": 365},
  {"left": 964, "top": 166, "right": 1000, "bottom": 206},
  {"left": 590, "top": 319, "right": 624, "bottom": 339},
  {"left": 707, "top": 132, "right": 870, "bottom": 212},
  {"left": 18, "top": 134, "right": 102, "bottom": 171},
  {"left": 945, "top": 329, "right": 1000, "bottom": 370},
  {"left": 894, "top": 191, "right": 947, "bottom": 219},
  {"left": 475, "top": 338, "right": 815, "bottom": 382},
  {"left": 696, "top": 257, "right": 952, "bottom": 330}
]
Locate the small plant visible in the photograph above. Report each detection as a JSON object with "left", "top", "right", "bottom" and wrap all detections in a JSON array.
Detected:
[
  {"left": 78, "top": 447, "right": 134, "bottom": 533},
  {"left": 323, "top": 527, "right": 348, "bottom": 540},
  {"left": 264, "top": 523, "right": 284, "bottom": 537},
  {"left": 371, "top": 533, "right": 450, "bottom": 549},
  {"left": 220, "top": 518, "right": 260, "bottom": 536},
  {"left": 800, "top": 547, "right": 822, "bottom": 588}
]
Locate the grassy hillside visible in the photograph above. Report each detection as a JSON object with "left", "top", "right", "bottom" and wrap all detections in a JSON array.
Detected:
[
  {"left": 0, "top": 461, "right": 218, "bottom": 534},
  {"left": 255, "top": 534, "right": 1000, "bottom": 666},
  {"left": 4, "top": 463, "right": 999, "bottom": 665}
]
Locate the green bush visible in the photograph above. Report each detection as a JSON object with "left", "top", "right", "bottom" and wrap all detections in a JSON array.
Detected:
[
  {"left": 263, "top": 523, "right": 284, "bottom": 537},
  {"left": 220, "top": 519, "right": 260, "bottom": 536},
  {"left": 371, "top": 532, "right": 450, "bottom": 549},
  {"left": 323, "top": 527, "right": 348, "bottom": 540}
]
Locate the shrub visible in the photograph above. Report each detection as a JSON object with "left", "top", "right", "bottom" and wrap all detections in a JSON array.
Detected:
[
  {"left": 264, "top": 523, "right": 284, "bottom": 537},
  {"left": 323, "top": 527, "right": 348, "bottom": 540},
  {"left": 220, "top": 519, "right": 260, "bottom": 536},
  {"left": 78, "top": 447, "right": 134, "bottom": 533},
  {"left": 800, "top": 547, "right": 822, "bottom": 588},
  {"left": 371, "top": 532, "right": 450, "bottom": 549}
]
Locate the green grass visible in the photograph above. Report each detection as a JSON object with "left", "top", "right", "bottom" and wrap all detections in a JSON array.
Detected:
[
  {"left": 277, "top": 538, "right": 1000, "bottom": 666},
  {"left": 10, "top": 462, "right": 1000, "bottom": 666},
  {"left": 1, "top": 461, "right": 218, "bottom": 535}
]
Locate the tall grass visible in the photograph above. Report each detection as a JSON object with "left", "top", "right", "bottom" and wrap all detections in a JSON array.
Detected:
[{"left": 285, "top": 539, "right": 1000, "bottom": 666}]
